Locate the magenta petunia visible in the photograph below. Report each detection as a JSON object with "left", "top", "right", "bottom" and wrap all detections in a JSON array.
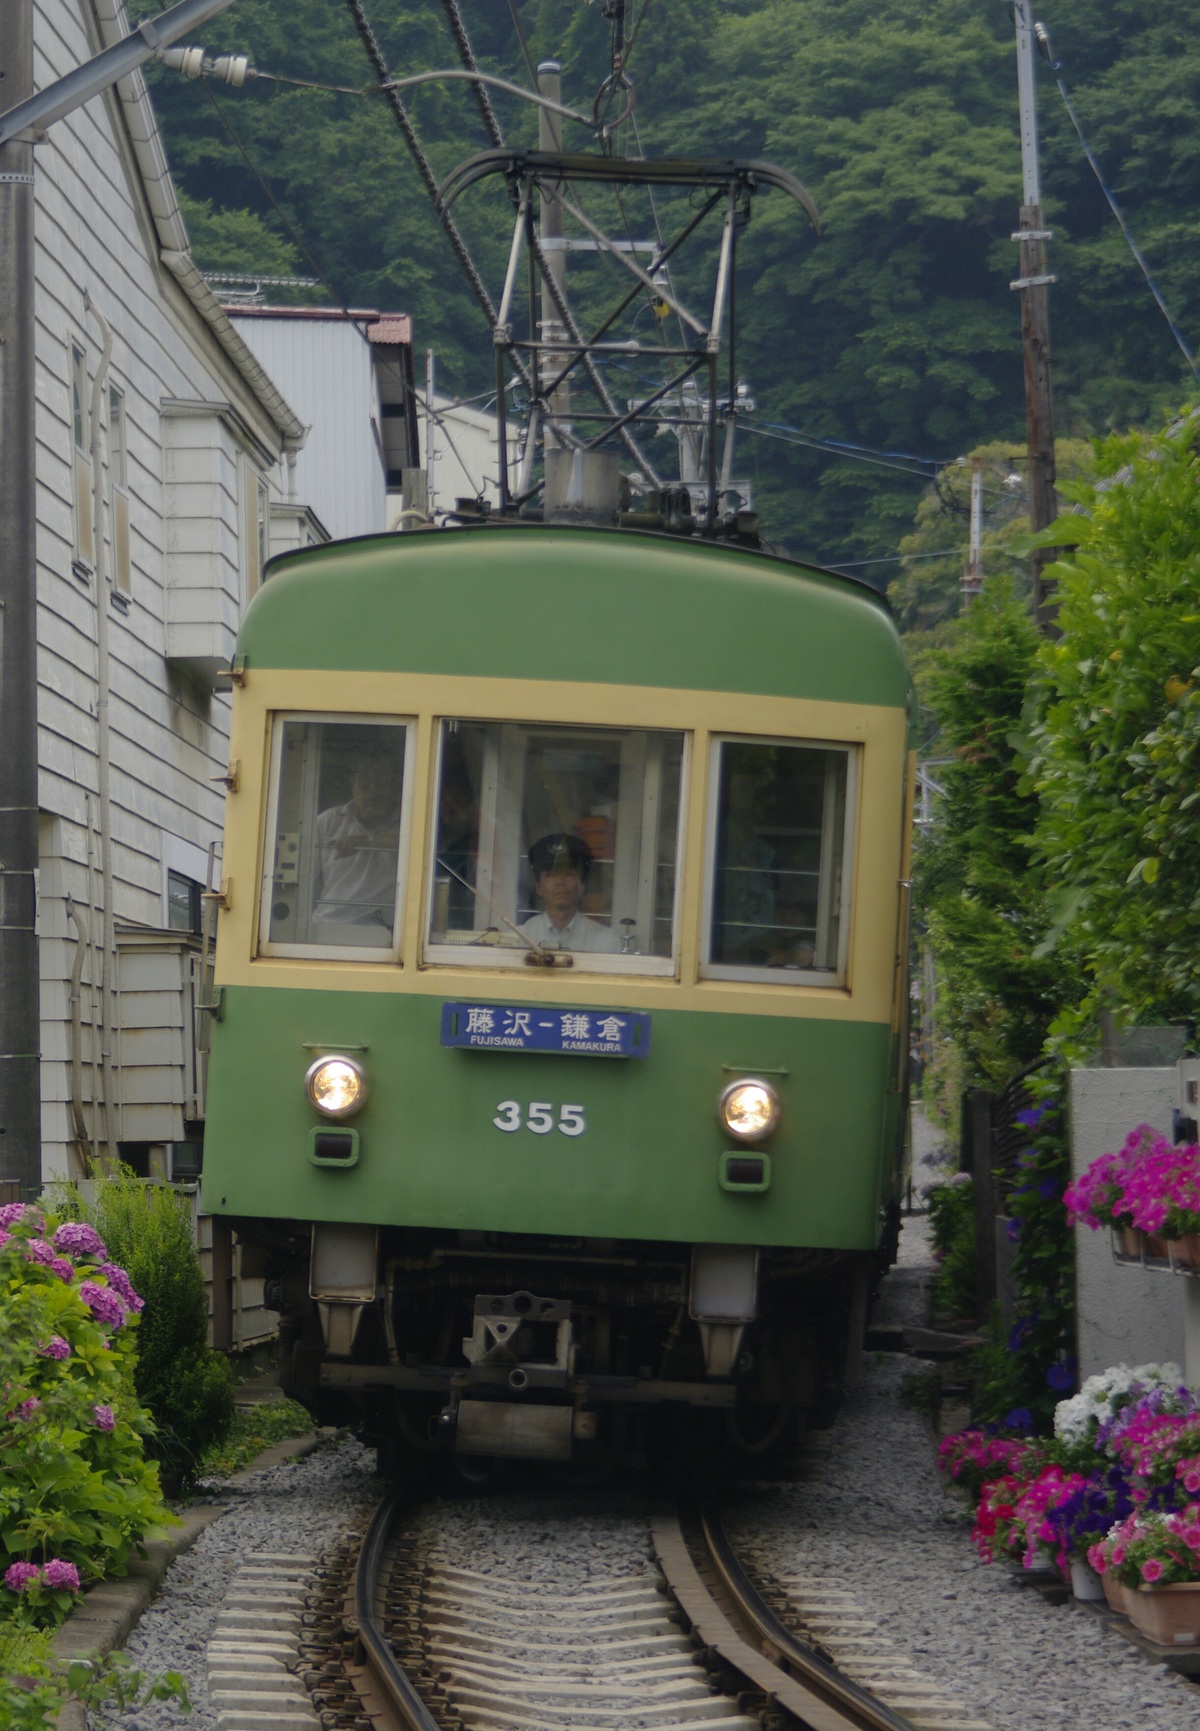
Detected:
[
  {"left": 52, "top": 1221, "right": 108, "bottom": 1260},
  {"left": 1142, "top": 1557, "right": 1164, "bottom": 1582},
  {"left": 78, "top": 1281, "right": 126, "bottom": 1329},
  {"left": 43, "top": 1558, "right": 81, "bottom": 1592},
  {"left": 4, "top": 1561, "right": 41, "bottom": 1592},
  {"left": 92, "top": 1404, "right": 116, "bottom": 1431},
  {"left": 37, "top": 1336, "right": 71, "bottom": 1360}
]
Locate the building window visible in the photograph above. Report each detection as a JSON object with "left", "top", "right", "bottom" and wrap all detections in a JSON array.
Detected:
[
  {"left": 244, "top": 462, "right": 270, "bottom": 600},
  {"left": 167, "top": 870, "right": 204, "bottom": 936},
  {"left": 108, "top": 384, "right": 131, "bottom": 595},
  {"left": 71, "top": 344, "right": 93, "bottom": 570}
]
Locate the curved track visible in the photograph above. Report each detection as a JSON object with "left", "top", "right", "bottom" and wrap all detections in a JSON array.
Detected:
[{"left": 329, "top": 1493, "right": 925, "bottom": 1731}]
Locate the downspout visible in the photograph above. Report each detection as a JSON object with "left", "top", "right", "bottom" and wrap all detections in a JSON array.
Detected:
[
  {"left": 64, "top": 895, "right": 92, "bottom": 1176},
  {"left": 83, "top": 292, "right": 114, "bottom": 1157}
]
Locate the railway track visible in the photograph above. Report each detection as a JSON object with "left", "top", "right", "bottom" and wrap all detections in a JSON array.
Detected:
[{"left": 208, "top": 1491, "right": 990, "bottom": 1731}]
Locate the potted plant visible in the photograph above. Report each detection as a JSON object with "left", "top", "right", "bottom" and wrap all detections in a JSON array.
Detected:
[{"left": 1090, "top": 1509, "right": 1200, "bottom": 1643}]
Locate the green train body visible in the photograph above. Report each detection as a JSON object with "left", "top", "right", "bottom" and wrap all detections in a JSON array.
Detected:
[{"left": 201, "top": 524, "right": 914, "bottom": 1467}]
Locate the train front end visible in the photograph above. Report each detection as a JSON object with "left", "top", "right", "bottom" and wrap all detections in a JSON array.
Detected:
[{"left": 200, "top": 525, "right": 914, "bottom": 1467}]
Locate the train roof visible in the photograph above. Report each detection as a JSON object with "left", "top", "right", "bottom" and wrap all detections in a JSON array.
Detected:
[{"left": 240, "top": 523, "right": 909, "bottom": 708}]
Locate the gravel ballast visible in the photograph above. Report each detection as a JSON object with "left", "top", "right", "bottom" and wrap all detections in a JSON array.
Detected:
[{"left": 105, "top": 1213, "right": 1197, "bottom": 1728}]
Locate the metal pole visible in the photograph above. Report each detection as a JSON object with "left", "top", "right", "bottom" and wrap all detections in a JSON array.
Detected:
[
  {"left": 0, "top": 0, "right": 41, "bottom": 1194},
  {"left": 1011, "top": 1, "right": 1058, "bottom": 633},
  {"left": 537, "top": 62, "right": 569, "bottom": 453},
  {"left": 961, "top": 455, "right": 984, "bottom": 607}
]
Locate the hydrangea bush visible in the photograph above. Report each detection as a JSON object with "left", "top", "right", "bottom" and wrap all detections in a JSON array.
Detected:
[{"left": 0, "top": 1201, "right": 175, "bottom": 1628}]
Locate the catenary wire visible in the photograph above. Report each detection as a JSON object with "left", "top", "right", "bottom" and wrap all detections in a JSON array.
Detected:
[{"left": 1044, "top": 47, "right": 1199, "bottom": 381}]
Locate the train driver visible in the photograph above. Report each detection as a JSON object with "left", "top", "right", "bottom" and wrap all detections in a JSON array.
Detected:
[
  {"left": 312, "top": 741, "right": 404, "bottom": 930},
  {"left": 519, "top": 833, "right": 623, "bottom": 953}
]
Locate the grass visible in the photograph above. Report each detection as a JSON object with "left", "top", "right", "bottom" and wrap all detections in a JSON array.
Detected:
[{"left": 191, "top": 1396, "right": 315, "bottom": 1485}]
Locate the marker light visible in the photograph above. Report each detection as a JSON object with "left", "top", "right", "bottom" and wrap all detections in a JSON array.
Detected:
[
  {"left": 305, "top": 1055, "right": 368, "bottom": 1120},
  {"left": 717, "top": 1077, "right": 780, "bottom": 1143}
]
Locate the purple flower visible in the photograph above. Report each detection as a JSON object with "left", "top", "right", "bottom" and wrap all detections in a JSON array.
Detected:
[
  {"left": 0, "top": 1202, "right": 40, "bottom": 1230},
  {"left": 92, "top": 1404, "right": 115, "bottom": 1432},
  {"left": 0, "top": 1229, "right": 10, "bottom": 1250},
  {"left": 37, "top": 1336, "right": 71, "bottom": 1360},
  {"left": 98, "top": 1262, "right": 144, "bottom": 1312},
  {"left": 1016, "top": 1106, "right": 1046, "bottom": 1128},
  {"left": 1005, "top": 1407, "right": 1034, "bottom": 1432},
  {"left": 4, "top": 1562, "right": 41, "bottom": 1592},
  {"left": 52, "top": 1221, "right": 107, "bottom": 1260},
  {"left": 77, "top": 1281, "right": 126, "bottom": 1329},
  {"left": 1047, "top": 1360, "right": 1076, "bottom": 1392},
  {"left": 12, "top": 1397, "right": 42, "bottom": 1421},
  {"left": 51, "top": 1257, "right": 74, "bottom": 1283},
  {"left": 1005, "top": 1218, "right": 1022, "bottom": 1244},
  {"left": 43, "top": 1559, "right": 81, "bottom": 1592},
  {"left": 1038, "top": 1177, "right": 1061, "bottom": 1200},
  {"left": 25, "top": 1238, "right": 56, "bottom": 1267}
]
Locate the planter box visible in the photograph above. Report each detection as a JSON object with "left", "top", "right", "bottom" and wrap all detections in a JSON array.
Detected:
[
  {"left": 1102, "top": 1570, "right": 1128, "bottom": 1614},
  {"left": 1128, "top": 1581, "right": 1200, "bottom": 1646}
]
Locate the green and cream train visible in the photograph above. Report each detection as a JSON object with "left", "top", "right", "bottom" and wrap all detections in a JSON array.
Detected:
[{"left": 200, "top": 521, "right": 915, "bottom": 1469}]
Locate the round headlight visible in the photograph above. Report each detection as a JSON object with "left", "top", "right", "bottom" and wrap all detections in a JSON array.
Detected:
[
  {"left": 305, "top": 1055, "right": 368, "bottom": 1120},
  {"left": 718, "top": 1077, "right": 780, "bottom": 1143}
]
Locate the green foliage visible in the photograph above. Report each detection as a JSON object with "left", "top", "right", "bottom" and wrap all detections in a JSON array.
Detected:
[
  {"left": 177, "top": 191, "right": 305, "bottom": 280},
  {"left": 197, "top": 1397, "right": 314, "bottom": 1482},
  {"left": 925, "top": 1176, "right": 977, "bottom": 1321},
  {"left": 82, "top": 1170, "right": 235, "bottom": 1490},
  {"left": 972, "top": 1093, "right": 1075, "bottom": 1431},
  {"left": 1029, "top": 417, "right": 1200, "bottom": 1039},
  {"left": 127, "top": 0, "right": 1200, "bottom": 568},
  {"left": 914, "top": 582, "right": 1072, "bottom": 1088},
  {"left": 0, "top": 1207, "right": 175, "bottom": 1626},
  {"left": 0, "top": 1626, "right": 189, "bottom": 1731}
]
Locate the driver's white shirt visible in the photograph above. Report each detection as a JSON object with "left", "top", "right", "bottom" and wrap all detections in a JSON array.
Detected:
[{"left": 518, "top": 909, "right": 623, "bottom": 953}]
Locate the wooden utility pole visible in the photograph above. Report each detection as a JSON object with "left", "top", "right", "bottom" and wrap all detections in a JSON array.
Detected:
[{"left": 1011, "top": 1, "right": 1058, "bottom": 634}]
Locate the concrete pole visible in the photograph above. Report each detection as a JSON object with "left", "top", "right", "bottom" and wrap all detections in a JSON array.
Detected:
[
  {"left": 961, "top": 455, "right": 984, "bottom": 607},
  {"left": 1011, "top": 1, "right": 1059, "bottom": 633},
  {"left": 0, "top": 0, "right": 42, "bottom": 1196},
  {"left": 537, "top": 61, "right": 569, "bottom": 452}
]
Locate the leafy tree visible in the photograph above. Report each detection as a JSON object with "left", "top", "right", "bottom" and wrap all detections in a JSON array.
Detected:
[
  {"left": 914, "top": 581, "right": 1068, "bottom": 1089},
  {"left": 1029, "top": 414, "right": 1200, "bottom": 1040}
]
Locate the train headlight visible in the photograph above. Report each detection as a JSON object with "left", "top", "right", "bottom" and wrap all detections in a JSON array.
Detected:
[
  {"left": 717, "top": 1077, "right": 780, "bottom": 1143},
  {"left": 305, "top": 1055, "right": 368, "bottom": 1120}
]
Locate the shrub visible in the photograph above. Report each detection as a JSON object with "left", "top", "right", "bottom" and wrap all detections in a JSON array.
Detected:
[
  {"left": 0, "top": 1203, "right": 175, "bottom": 1625},
  {"left": 924, "top": 1173, "right": 976, "bottom": 1320},
  {"left": 80, "top": 1168, "right": 235, "bottom": 1488}
]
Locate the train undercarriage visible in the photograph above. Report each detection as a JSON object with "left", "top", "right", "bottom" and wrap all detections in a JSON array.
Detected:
[{"left": 245, "top": 1220, "right": 881, "bottom": 1474}]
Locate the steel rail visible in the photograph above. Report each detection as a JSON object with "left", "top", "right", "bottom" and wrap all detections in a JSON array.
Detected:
[
  {"left": 343, "top": 1491, "right": 442, "bottom": 1731},
  {"left": 652, "top": 1504, "right": 921, "bottom": 1731}
]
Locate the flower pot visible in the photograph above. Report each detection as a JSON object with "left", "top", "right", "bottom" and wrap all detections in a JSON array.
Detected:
[
  {"left": 1071, "top": 1559, "right": 1105, "bottom": 1601},
  {"left": 1114, "top": 1226, "right": 1141, "bottom": 1258},
  {"left": 1144, "top": 1235, "right": 1170, "bottom": 1260},
  {"left": 1167, "top": 1233, "right": 1200, "bottom": 1269},
  {"left": 1101, "top": 1570, "right": 1127, "bottom": 1614},
  {"left": 1128, "top": 1581, "right": 1200, "bottom": 1646}
]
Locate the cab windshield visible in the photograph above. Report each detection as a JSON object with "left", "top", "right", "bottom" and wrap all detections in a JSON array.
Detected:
[{"left": 426, "top": 720, "right": 685, "bottom": 973}]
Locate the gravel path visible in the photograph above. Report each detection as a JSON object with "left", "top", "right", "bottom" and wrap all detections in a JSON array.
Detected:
[
  {"left": 114, "top": 1436, "right": 378, "bottom": 1729},
  {"left": 732, "top": 1211, "right": 1198, "bottom": 1730}
]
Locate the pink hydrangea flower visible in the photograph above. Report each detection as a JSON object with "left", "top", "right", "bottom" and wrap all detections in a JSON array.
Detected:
[
  {"left": 0, "top": 1202, "right": 41, "bottom": 1230},
  {"left": 25, "top": 1238, "right": 56, "bottom": 1267},
  {"left": 51, "top": 1256, "right": 74, "bottom": 1282},
  {"left": 0, "top": 1229, "right": 10, "bottom": 1250},
  {"left": 78, "top": 1280, "right": 126, "bottom": 1330},
  {"left": 52, "top": 1221, "right": 107, "bottom": 1260},
  {"left": 37, "top": 1336, "right": 71, "bottom": 1360},
  {"left": 92, "top": 1404, "right": 115, "bottom": 1431},
  {"left": 4, "top": 1561, "right": 41, "bottom": 1592},
  {"left": 98, "top": 1262, "right": 144, "bottom": 1312},
  {"left": 43, "top": 1559, "right": 80, "bottom": 1592}
]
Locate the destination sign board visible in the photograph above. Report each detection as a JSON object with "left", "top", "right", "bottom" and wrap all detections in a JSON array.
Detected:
[{"left": 440, "top": 1002, "right": 651, "bottom": 1058}]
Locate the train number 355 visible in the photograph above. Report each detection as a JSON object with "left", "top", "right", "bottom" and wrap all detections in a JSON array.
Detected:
[{"left": 493, "top": 1100, "right": 586, "bottom": 1137}]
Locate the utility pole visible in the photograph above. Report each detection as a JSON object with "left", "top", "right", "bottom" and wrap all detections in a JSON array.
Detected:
[
  {"left": 0, "top": 0, "right": 40, "bottom": 1195},
  {"left": 961, "top": 455, "right": 984, "bottom": 608},
  {"left": 1011, "top": 0, "right": 1058, "bottom": 633}
]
